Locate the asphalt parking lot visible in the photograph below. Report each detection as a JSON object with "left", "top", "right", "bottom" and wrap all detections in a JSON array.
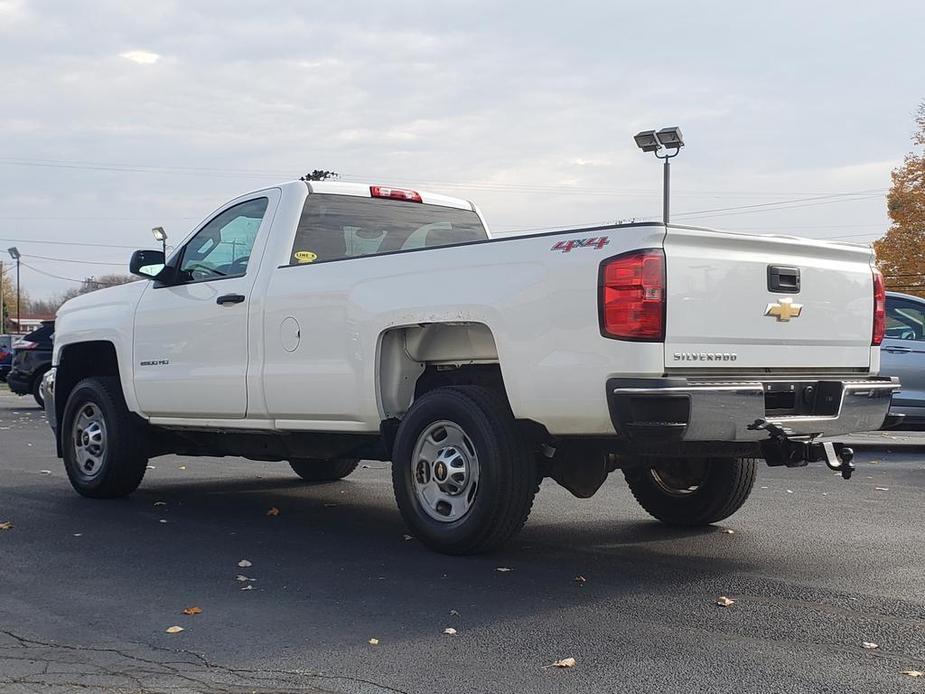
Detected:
[{"left": 1, "top": 389, "right": 924, "bottom": 694}]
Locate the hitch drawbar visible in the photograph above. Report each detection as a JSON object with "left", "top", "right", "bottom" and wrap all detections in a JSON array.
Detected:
[{"left": 752, "top": 419, "right": 855, "bottom": 480}]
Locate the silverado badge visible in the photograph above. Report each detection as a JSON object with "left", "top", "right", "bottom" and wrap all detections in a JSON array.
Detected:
[{"left": 765, "top": 297, "right": 803, "bottom": 322}]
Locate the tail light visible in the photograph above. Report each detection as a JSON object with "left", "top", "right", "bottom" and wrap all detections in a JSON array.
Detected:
[
  {"left": 370, "top": 186, "right": 422, "bottom": 203},
  {"left": 599, "top": 249, "right": 666, "bottom": 341},
  {"left": 872, "top": 268, "right": 885, "bottom": 346},
  {"left": 13, "top": 340, "right": 39, "bottom": 350}
]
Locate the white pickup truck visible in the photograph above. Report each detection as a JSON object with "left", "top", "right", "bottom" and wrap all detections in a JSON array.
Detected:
[{"left": 42, "top": 180, "right": 899, "bottom": 554}]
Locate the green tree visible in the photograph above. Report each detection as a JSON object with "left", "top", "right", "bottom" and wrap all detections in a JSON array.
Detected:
[{"left": 874, "top": 102, "right": 925, "bottom": 297}]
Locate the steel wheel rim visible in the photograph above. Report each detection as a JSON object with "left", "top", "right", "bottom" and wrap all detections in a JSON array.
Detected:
[
  {"left": 649, "top": 460, "right": 708, "bottom": 497},
  {"left": 411, "top": 420, "right": 480, "bottom": 522},
  {"left": 72, "top": 402, "right": 107, "bottom": 480}
]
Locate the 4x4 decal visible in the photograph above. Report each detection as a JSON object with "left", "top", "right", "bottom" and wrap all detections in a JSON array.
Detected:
[{"left": 551, "top": 237, "right": 610, "bottom": 253}]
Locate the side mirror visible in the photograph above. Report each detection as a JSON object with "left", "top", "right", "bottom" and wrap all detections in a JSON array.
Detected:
[{"left": 129, "top": 249, "right": 166, "bottom": 279}]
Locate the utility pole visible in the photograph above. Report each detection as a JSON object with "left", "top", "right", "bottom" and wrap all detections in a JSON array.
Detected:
[
  {"left": 0, "top": 259, "right": 5, "bottom": 335},
  {"left": 7, "top": 248, "right": 20, "bottom": 334}
]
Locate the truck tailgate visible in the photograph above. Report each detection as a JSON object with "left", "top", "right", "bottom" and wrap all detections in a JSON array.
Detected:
[{"left": 663, "top": 226, "right": 874, "bottom": 371}]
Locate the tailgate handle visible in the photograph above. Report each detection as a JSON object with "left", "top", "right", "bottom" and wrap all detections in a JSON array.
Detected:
[{"left": 768, "top": 265, "right": 800, "bottom": 293}]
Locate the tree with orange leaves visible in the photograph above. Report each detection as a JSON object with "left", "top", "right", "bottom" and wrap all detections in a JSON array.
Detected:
[{"left": 874, "top": 102, "right": 925, "bottom": 297}]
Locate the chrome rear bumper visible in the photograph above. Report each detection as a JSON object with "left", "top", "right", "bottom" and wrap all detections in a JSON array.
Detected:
[{"left": 608, "top": 376, "right": 899, "bottom": 442}]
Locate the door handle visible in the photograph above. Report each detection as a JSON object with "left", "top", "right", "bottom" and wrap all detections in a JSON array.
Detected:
[
  {"left": 216, "top": 293, "right": 245, "bottom": 306},
  {"left": 884, "top": 346, "right": 912, "bottom": 354}
]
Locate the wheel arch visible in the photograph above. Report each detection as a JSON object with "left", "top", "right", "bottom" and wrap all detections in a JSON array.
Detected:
[
  {"left": 377, "top": 322, "right": 508, "bottom": 421},
  {"left": 53, "top": 341, "right": 123, "bottom": 455}
]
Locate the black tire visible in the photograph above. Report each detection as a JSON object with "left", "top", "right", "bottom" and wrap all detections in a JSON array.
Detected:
[
  {"left": 32, "top": 372, "right": 46, "bottom": 409},
  {"left": 62, "top": 377, "right": 148, "bottom": 499},
  {"left": 391, "top": 386, "right": 538, "bottom": 555},
  {"left": 288, "top": 458, "right": 359, "bottom": 482},
  {"left": 623, "top": 457, "right": 756, "bottom": 526}
]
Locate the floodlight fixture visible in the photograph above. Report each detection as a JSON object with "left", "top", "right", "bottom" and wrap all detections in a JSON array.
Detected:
[
  {"left": 633, "top": 130, "right": 661, "bottom": 153},
  {"left": 655, "top": 126, "right": 684, "bottom": 150},
  {"left": 7, "top": 247, "right": 20, "bottom": 260}
]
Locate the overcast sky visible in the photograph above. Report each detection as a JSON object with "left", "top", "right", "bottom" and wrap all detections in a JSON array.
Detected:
[{"left": 1, "top": 0, "right": 924, "bottom": 299}]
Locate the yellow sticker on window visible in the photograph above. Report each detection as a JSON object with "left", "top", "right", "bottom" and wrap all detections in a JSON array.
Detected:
[{"left": 294, "top": 251, "right": 318, "bottom": 264}]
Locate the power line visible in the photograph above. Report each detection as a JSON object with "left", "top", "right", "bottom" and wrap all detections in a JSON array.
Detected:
[
  {"left": 23, "top": 253, "right": 125, "bottom": 267},
  {"left": 0, "top": 236, "right": 140, "bottom": 250}
]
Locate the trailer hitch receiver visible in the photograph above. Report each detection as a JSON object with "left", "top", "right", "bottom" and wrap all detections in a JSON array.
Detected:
[{"left": 752, "top": 419, "right": 855, "bottom": 480}]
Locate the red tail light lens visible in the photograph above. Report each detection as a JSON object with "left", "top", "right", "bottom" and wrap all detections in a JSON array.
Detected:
[
  {"left": 872, "top": 268, "right": 885, "bottom": 346},
  {"left": 599, "top": 249, "right": 666, "bottom": 341},
  {"left": 370, "top": 186, "right": 422, "bottom": 203}
]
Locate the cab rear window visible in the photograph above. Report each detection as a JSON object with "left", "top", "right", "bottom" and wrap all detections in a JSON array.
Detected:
[{"left": 288, "top": 194, "right": 487, "bottom": 265}]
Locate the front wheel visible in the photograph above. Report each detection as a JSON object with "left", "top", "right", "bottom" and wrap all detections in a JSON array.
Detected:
[
  {"left": 288, "top": 458, "right": 358, "bottom": 482},
  {"left": 62, "top": 377, "right": 148, "bottom": 498},
  {"left": 623, "top": 457, "right": 756, "bottom": 526},
  {"left": 391, "top": 386, "right": 538, "bottom": 555}
]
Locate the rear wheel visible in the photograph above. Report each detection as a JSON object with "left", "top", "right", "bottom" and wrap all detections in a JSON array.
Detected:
[
  {"left": 623, "top": 457, "right": 756, "bottom": 526},
  {"left": 391, "top": 386, "right": 538, "bottom": 555},
  {"left": 62, "top": 377, "right": 148, "bottom": 498},
  {"left": 288, "top": 458, "right": 358, "bottom": 482}
]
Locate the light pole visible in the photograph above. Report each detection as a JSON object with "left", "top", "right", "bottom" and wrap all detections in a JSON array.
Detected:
[
  {"left": 633, "top": 127, "right": 684, "bottom": 225},
  {"left": 7, "top": 247, "right": 20, "bottom": 334},
  {"left": 152, "top": 227, "right": 168, "bottom": 257}
]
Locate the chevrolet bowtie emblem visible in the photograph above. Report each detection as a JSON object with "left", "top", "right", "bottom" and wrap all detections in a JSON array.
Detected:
[{"left": 765, "top": 297, "right": 803, "bottom": 321}]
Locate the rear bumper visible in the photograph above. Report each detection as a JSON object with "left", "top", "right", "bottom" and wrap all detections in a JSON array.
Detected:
[
  {"left": 608, "top": 376, "right": 899, "bottom": 442},
  {"left": 6, "top": 370, "right": 32, "bottom": 395}
]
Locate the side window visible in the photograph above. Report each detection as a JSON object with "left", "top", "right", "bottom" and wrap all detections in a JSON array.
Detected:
[
  {"left": 177, "top": 198, "right": 268, "bottom": 283},
  {"left": 885, "top": 300, "right": 925, "bottom": 341}
]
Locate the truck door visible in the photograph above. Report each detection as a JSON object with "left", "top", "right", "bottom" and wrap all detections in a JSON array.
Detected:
[{"left": 132, "top": 193, "right": 277, "bottom": 418}]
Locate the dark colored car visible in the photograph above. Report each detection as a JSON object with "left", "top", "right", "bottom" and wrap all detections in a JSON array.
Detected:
[
  {"left": 0, "top": 335, "right": 12, "bottom": 382},
  {"left": 7, "top": 321, "right": 54, "bottom": 407}
]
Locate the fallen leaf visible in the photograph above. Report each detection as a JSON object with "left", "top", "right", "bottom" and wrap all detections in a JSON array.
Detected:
[
  {"left": 235, "top": 575, "right": 255, "bottom": 582},
  {"left": 574, "top": 576, "right": 587, "bottom": 584},
  {"left": 721, "top": 528, "right": 735, "bottom": 534},
  {"left": 443, "top": 627, "right": 457, "bottom": 635},
  {"left": 266, "top": 507, "right": 280, "bottom": 517},
  {"left": 496, "top": 567, "right": 513, "bottom": 573},
  {"left": 238, "top": 560, "right": 252, "bottom": 568},
  {"left": 153, "top": 501, "right": 167, "bottom": 507},
  {"left": 39, "top": 470, "right": 51, "bottom": 475},
  {"left": 874, "top": 487, "right": 889, "bottom": 492},
  {"left": 547, "top": 657, "right": 576, "bottom": 669},
  {"left": 901, "top": 670, "right": 924, "bottom": 678},
  {"left": 715, "top": 596, "right": 735, "bottom": 607},
  {"left": 182, "top": 607, "right": 203, "bottom": 616},
  {"left": 240, "top": 585, "right": 255, "bottom": 591},
  {"left": 0, "top": 521, "right": 12, "bottom": 531},
  {"left": 165, "top": 626, "right": 184, "bottom": 634},
  {"left": 368, "top": 638, "right": 379, "bottom": 645},
  {"left": 861, "top": 642, "right": 879, "bottom": 649}
]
